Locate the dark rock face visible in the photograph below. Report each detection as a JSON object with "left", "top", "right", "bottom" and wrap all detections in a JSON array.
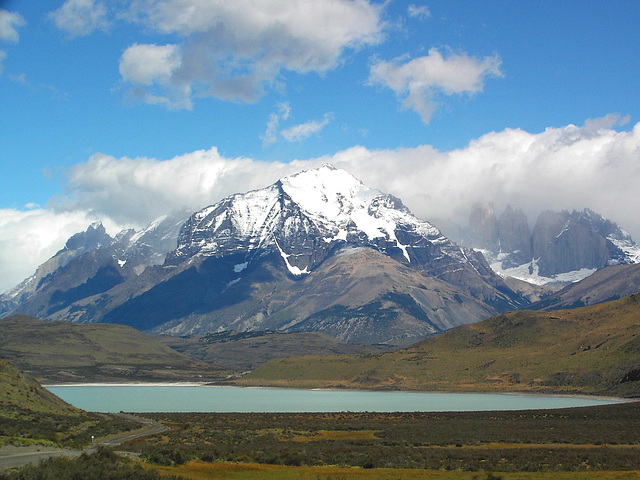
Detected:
[
  {"left": 532, "top": 209, "right": 631, "bottom": 277},
  {"left": 535, "top": 215, "right": 608, "bottom": 276},
  {"left": 497, "top": 206, "right": 532, "bottom": 268}
]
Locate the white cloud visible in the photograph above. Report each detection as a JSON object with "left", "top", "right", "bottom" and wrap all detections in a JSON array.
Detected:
[
  {"left": 281, "top": 114, "right": 331, "bottom": 142},
  {"left": 0, "top": 9, "right": 26, "bottom": 74},
  {"left": 407, "top": 5, "right": 430, "bottom": 20},
  {"left": 119, "top": 0, "right": 385, "bottom": 107},
  {"left": 369, "top": 47, "right": 503, "bottom": 123},
  {"left": 56, "top": 116, "right": 640, "bottom": 242},
  {"left": 49, "top": 0, "right": 110, "bottom": 37},
  {"left": 261, "top": 103, "right": 329, "bottom": 145},
  {"left": 0, "top": 9, "right": 26, "bottom": 43},
  {"left": 58, "top": 148, "right": 314, "bottom": 225},
  {"left": 5, "top": 116, "right": 640, "bottom": 293},
  {"left": 120, "top": 43, "right": 181, "bottom": 86}
]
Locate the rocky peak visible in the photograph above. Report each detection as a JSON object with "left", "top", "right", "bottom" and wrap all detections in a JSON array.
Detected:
[
  {"left": 61, "top": 222, "right": 113, "bottom": 254},
  {"left": 497, "top": 206, "right": 532, "bottom": 267}
]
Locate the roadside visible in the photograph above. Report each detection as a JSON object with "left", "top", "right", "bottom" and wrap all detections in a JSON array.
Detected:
[{"left": 0, "top": 413, "right": 167, "bottom": 472}]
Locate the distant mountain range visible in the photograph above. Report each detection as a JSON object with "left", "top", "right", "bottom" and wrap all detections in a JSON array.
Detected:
[
  {"left": 462, "top": 204, "right": 640, "bottom": 285},
  {"left": 2, "top": 165, "right": 639, "bottom": 345}
]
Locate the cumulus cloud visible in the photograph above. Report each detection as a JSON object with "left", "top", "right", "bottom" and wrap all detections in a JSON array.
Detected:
[
  {"left": 0, "top": 9, "right": 26, "bottom": 42},
  {"left": 4, "top": 117, "right": 640, "bottom": 292},
  {"left": 53, "top": 116, "right": 640, "bottom": 239},
  {"left": 119, "top": 0, "right": 385, "bottom": 107},
  {"left": 49, "top": 0, "right": 110, "bottom": 37},
  {"left": 369, "top": 48, "right": 503, "bottom": 123},
  {"left": 58, "top": 148, "right": 315, "bottom": 225},
  {"left": 119, "top": 43, "right": 191, "bottom": 109}
]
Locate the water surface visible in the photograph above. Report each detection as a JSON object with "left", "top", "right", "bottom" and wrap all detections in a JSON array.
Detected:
[{"left": 46, "top": 384, "right": 620, "bottom": 413}]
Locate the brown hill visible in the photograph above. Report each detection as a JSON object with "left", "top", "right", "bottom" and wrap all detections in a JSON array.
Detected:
[
  {"left": 0, "top": 315, "right": 227, "bottom": 384},
  {"left": 239, "top": 294, "right": 640, "bottom": 397}
]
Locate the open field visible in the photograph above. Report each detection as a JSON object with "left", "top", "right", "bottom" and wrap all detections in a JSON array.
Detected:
[{"left": 114, "top": 401, "right": 640, "bottom": 476}]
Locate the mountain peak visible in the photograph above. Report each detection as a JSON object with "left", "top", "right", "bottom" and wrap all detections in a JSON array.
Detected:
[{"left": 168, "top": 166, "right": 450, "bottom": 274}]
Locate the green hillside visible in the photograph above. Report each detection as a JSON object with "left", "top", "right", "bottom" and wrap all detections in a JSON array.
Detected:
[
  {"left": 0, "top": 315, "right": 227, "bottom": 383},
  {"left": 239, "top": 293, "right": 640, "bottom": 396},
  {"left": 0, "top": 358, "right": 78, "bottom": 416},
  {"left": 0, "top": 358, "right": 131, "bottom": 447}
]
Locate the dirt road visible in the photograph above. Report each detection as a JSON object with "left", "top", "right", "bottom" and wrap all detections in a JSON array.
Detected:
[{"left": 0, "top": 414, "right": 167, "bottom": 472}]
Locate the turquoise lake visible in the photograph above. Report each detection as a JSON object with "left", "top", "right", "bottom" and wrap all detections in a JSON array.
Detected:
[{"left": 45, "top": 385, "right": 620, "bottom": 413}]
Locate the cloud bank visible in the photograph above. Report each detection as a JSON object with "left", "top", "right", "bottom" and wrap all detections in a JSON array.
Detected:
[{"left": 2, "top": 117, "right": 639, "bottom": 292}]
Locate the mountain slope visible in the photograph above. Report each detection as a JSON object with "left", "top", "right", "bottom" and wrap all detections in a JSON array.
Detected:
[
  {"left": 161, "top": 330, "right": 388, "bottom": 370},
  {"left": 0, "top": 211, "right": 190, "bottom": 319},
  {"left": 0, "top": 315, "right": 226, "bottom": 383},
  {"left": 530, "top": 263, "right": 640, "bottom": 310},
  {"left": 239, "top": 293, "right": 640, "bottom": 396},
  {"left": 166, "top": 165, "right": 523, "bottom": 313},
  {"left": 0, "top": 358, "right": 79, "bottom": 416}
]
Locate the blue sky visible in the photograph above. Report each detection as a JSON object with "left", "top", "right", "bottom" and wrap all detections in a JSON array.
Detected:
[{"left": 1, "top": 0, "right": 640, "bottom": 291}]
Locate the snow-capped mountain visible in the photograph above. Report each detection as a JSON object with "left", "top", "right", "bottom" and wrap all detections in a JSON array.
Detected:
[
  {"left": 170, "top": 164, "right": 454, "bottom": 273},
  {"left": 464, "top": 205, "right": 640, "bottom": 286},
  {"left": 3, "top": 166, "right": 526, "bottom": 344}
]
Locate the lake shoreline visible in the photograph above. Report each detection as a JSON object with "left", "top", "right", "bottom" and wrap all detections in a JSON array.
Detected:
[
  {"left": 45, "top": 384, "right": 627, "bottom": 414},
  {"left": 43, "top": 381, "right": 634, "bottom": 404}
]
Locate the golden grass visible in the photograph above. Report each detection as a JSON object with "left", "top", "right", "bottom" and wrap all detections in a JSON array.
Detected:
[{"left": 150, "top": 461, "right": 640, "bottom": 480}]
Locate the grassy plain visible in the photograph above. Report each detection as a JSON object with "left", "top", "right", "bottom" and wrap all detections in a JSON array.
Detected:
[
  {"left": 117, "top": 401, "right": 640, "bottom": 477},
  {"left": 238, "top": 294, "right": 640, "bottom": 397}
]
